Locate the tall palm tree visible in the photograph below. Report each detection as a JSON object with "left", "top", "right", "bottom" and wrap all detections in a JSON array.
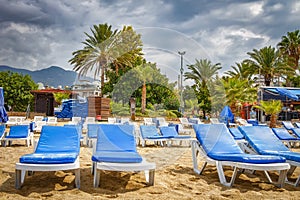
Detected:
[
  {"left": 245, "top": 46, "right": 294, "bottom": 86},
  {"left": 69, "top": 24, "right": 143, "bottom": 96},
  {"left": 185, "top": 59, "right": 221, "bottom": 85},
  {"left": 184, "top": 59, "right": 222, "bottom": 118},
  {"left": 225, "top": 61, "right": 254, "bottom": 81},
  {"left": 277, "top": 30, "right": 300, "bottom": 70}
]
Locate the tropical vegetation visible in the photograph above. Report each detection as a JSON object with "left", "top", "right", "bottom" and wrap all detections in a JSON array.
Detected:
[{"left": 0, "top": 71, "right": 38, "bottom": 112}]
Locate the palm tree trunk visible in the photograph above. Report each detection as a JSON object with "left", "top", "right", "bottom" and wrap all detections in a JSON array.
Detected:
[
  {"left": 270, "top": 114, "right": 277, "bottom": 128},
  {"left": 100, "top": 66, "right": 105, "bottom": 97},
  {"left": 141, "top": 81, "right": 146, "bottom": 114}
]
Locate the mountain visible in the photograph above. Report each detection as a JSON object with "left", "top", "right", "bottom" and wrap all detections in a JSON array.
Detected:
[{"left": 0, "top": 65, "right": 89, "bottom": 88}]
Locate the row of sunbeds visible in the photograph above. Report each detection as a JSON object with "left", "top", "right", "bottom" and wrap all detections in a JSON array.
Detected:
[
  {"left": 192, "top": 124, "right": 300, "bottom": 187},
  {"left": 14, "top": 124, "right": 156, "bottom": 189}
]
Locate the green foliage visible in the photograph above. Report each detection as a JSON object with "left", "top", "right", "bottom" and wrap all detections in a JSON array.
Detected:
[
  {"left": 254, "top": 100, "right": 282, "bottom": 116},
  {"left": 53, "top": 92, "right": 71, "bottom": 105},
  {"left": 0, "top": 71, "right": 38, "bottom": 111},
  {"left": 184, "top": 59, "right": 221, "bottom": 117},
  {"left": 69, "top": 23, "right": 143, "bottom": 95}
]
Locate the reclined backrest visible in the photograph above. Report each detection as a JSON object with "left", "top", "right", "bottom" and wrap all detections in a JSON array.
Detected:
[
  {"left": 193, "top": 124, "right": 243, "bottom": 154},
  {"left": 272, "top": 128, "right": 297, "bottom": 140},
  {"left": 159, "top": 126, "right": 178, "bottom": 137},
  {"left": 96, "top": 124, "right": 136, "bottom": 152},
  {"left": 87, "top": 124, "right": 101, "bottom": 138},
  {"left": 36, "top": 126, "right": 79, "bottom": 154},
  {"left": 238, "top": 126, "right": 290, "bottom": 154},
  {"left": 140, "top": 125, "right": 160, "bottom": 137},
  {"left": 228, "top": 127, "right": 244, "bottom": 140},
  {"left": 9, "top": 125, "right": 29, "bottom": 137}
]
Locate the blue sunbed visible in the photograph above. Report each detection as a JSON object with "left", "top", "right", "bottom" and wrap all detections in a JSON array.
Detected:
[{"left": 191, "top": 124, "right": 289, "bottom": 187}]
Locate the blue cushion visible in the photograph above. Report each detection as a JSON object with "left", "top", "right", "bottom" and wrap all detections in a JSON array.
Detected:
[
  {"left": 238, "top": 126, "right": 291, "bottom": 155},
  {"left": 140, "top": 125, "right": 170, "bottom": 139},
  {"left": 272, "top": 128, "right": 298, "bottom": 140},
  {"left": 262, "top": 151, "right": 300, "bottom": 163},
  {"left": 208, "top": 153, "right": 285, "bottom": 164},
  {"left": 194, "top": 124, "right": 244, "bottom": 154},
  {"left": 229, "top": 127, "right": 244, "bottom": 140},
  {"left": 36, "top": 126, "right": 80, "bottom": 154},
  {"left": 92, "top": 151, "right": 142, "bottom": 163},
  {"left": 160, "top": 126, "right": 191, "bottom": 139},
  {"left": 20, "top": 126, "right": 80, "bottom": 164},
  {"left": 87, "top": 124, "right": 100, "bottom": 138},
  {"left": 194, "top": 124, "right": 286, "bottom": 164},
  {"left": 20, "top": 152, "right": 78, "bottom": 164},
  {"left": 6, "top": 125, "right": 29, "bottom": 138},
  {"left": 96, "top": 124, "right": 137, "bottom": 152}
]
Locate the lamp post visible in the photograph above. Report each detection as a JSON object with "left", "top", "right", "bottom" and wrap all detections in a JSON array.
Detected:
[{"left": 178, "top": 51, "right": 186, "bottom": 116}]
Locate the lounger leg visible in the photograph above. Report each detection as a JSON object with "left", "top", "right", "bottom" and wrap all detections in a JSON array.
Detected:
[
  {"left": 15, "top": 169, "right": 22, "bottom": 189},
  {"left": 74, "top": 168, "right": 80, "bottom": 189},
  {"left": 145, "top": 169, "right": 155, "bottom": 186},
  {"left": 216, "top": 161, "right": 238, "bottom": 187},
  {"left": 93, "top": 168, "right": 100, "bottom": 187}
]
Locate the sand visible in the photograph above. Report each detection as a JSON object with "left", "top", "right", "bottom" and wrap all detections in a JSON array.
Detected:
[{"left": 1, "top": 128, "right": 300, "bottom": 199}]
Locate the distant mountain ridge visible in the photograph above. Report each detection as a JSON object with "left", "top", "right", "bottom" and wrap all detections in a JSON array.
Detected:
[{"left": 0, "top": 65, "right": 88, "bottom": 88}]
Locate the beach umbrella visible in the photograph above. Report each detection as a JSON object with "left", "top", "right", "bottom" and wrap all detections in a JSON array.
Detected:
[
  {"left": 0, "top": 87, "right": 8, "bottom": 123},
  {"left": 219, "top": 105, "right": 234, "bottom": 125}
]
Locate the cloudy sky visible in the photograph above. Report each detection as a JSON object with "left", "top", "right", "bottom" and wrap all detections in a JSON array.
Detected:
[{"left": 0, "top": 0, "right": 299, "bottom": 82}]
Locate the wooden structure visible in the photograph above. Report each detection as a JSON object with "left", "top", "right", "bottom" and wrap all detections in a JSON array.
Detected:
[
  {"left": 88, "top": 97, "right": 110, "bottom": 120},
  {"left": 31, "top": 89, "right": 73, "bottom": 116}
]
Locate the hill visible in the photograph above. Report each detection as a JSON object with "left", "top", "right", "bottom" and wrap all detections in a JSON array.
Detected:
[{"left": 0, "top": 65, "right": 81, "bottom": 88}]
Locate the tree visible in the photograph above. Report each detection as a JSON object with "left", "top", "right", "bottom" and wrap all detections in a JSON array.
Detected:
[
  {"left": 245, "top": 46, "right": 294, "bottom": 86},
  {"left": 254, "top": 100, "right": 282, "bottom": 128},
  {"left": 69, "top": 23, "right": 143, "bottom": 96},
  {"left": 218, "top": 77, "right": 257, "bottom": 116},
  {"left": 224, "top": 61, "right": 254, "bottom": 82},
  {"left": 277, "top": 30, "right": 300, "bottom": 70},
  {"left": 0, "top": 71, "right": 38, "bottom": 111},
  {"left": 53, "top": 92, "right": 71, "bottom": 105},
  {"left": 184, "top": 59, "right": 221, "bottom": 118}
]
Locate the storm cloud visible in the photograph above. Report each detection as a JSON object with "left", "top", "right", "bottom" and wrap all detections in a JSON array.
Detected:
[{"left": 0, "top": 0, "right": 299, "bottom": 81}]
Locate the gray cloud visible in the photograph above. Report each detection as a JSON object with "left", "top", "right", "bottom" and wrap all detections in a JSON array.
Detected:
[{"left": 0, "top": 0, "right": 298, "bottom": 80}]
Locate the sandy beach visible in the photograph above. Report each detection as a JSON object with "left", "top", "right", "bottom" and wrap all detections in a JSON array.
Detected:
[{"left": 1, "top": 126, "right": 300, "bottom": 199}]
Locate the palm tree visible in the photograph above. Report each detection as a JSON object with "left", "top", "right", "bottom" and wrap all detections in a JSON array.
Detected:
[
  {"left": 277, "top": 30, "right": 300, "bottom": 70},
  {"left": 133, "top": 63, "right": 162, "bottom": 114},
  {"left": 254, "top": 100, "right": 282, "bottom": 128},
  {"left": 69, "top": 24, "right": 143, "bottom": 96},
  {"left": 245, "top": 46, "right": 294, "bottom": 86},
  {"left": 185, "top": 59, "right": 221, "bottom": 85},
  {"left": 219, "top": 77, "right": 257, "bottom": 116},
  {"left": 184, "top": 59, "right": 222, "bottom": 118},
  {"left": 225, "top": 61, "right": 254, "bottom": 81}
]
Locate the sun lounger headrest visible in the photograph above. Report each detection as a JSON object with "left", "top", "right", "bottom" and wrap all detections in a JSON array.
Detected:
[
  {"left": 96, "top": 124, "right": 136, "bottom": 152},
  {"left": 193, "top": 124, "right": 243, "bottom": 154},
  {"left": 140, "top": 125, "right": 160, "bottom": 137},
  {"left": 238, "top": 126, "right": 290, "bottom": 154},
  {"left": 8, "top": 125, "right": 29, "bottom": 137},
  {"left": 36, "top": 126, "right": 80, "bottom": 154}
]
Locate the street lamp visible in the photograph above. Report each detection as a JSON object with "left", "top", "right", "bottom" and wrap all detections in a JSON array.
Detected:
[{"left": 178, "top": 51, "right": 186, "bottom": 116}]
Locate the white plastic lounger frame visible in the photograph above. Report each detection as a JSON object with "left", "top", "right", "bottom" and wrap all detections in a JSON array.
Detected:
[
  {"left": 15, "top": 158, "right": 80, "bottom": 189},
  {"left": 4, "top": 125, "right": 33, "bottom": 147},
  {"left": 191, "top": 140, "right": 289, "bottom": 187},
  {"left": 92, "top": 124, "right": 156, "bottom": 187},
  {"left": 15, "top": 126, "right": 81, "bottom": 189},
  {"left": 93, "top": 159, "right": 156, "bottom": 187}
]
